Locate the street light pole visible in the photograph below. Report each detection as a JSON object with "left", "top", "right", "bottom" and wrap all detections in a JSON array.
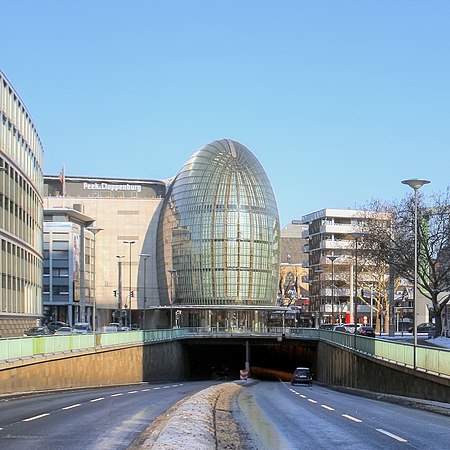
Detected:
[
  {"left": 351, "top": 232, "right": 363, "bottom": 343},
  {"left": 402, "top": 178, "right": 430, "bottom": 369},
  {"left": 117, "top": 256, "right": 124, "bottom": 325},
  {"left": 168, "top": 269, "right": 177, "bottom": 329},
  {"left": 123, "top": 240, "right": 136, "bottom": 328},
  {"left": 140, "top": 253, "right": 151, "bottom": 330},
  {"left": 87, "top": 226, "right": 103, "bottom": 333},
  {"left": 327, "top": 255, "right": 340, "bottom": 324},
  {"left": 315, "top": 269, "right": 324, "bottom": 326}
]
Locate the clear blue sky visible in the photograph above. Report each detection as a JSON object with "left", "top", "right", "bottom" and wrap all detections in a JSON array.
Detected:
[{"left": 2, "top": 0, "right": 449, "bottom": 227}]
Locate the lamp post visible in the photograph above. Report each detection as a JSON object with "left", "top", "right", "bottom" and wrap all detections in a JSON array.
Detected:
[
  {"left": 327, "top": 255, "right": 340, "bottom": 324},
  {"left": 315, "top": 269, "right": 324, "bottom": 326},
  {"left": 117, "top": 256, "right": 124, "bottom": 325},
  {"left": 402, "top": 178, "right": 430, "bottom": 368},
  {"left": 123, "top": 240, "right": 136, "bottom": 328},
  {"left": 168, "top": 269, "right": 177, "bottom": 329},
  {"left": 87, "top": 226, "right": 103, "bottom": 333},
  {"left": 351, "top": 232, "right": 363, "bottom": 342},
  {"left": 140, "top": 253, "right": 151, "bottom": 330}
]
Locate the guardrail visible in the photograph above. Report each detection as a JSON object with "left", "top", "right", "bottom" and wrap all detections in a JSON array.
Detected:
[
  {"left": 1, "top": 327, "right": 449, "bottom": 378},
  {"left": 0, "top": 328, "right": 188, "bottom": 363}
]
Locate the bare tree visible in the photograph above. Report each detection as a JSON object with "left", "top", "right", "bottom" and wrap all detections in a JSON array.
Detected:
[{"left": 360, "top": 190, "right": 450, "bottom": 337}]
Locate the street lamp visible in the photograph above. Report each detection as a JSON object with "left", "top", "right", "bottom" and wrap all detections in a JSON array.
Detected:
[
  {"left": 168, "top": 269, "right": 177, "bottom": 329},
  {"left": 315, "top": 269, "right": 324, "bottom": 326},
  {"left": 327, "top": 255, "right": 340, "bottom": 324},
  {"left": 140, "top": 253, "right": 151, "bottom": 330},
  {"left": 402, "top": 178, "right": 430, "bottom": 368},
  {"left": 351, "top": 232, "right": 363, "bottom": 342},
  {"left": 123, "top": 240, "right": 136, "bottom": 327},
  {"left": 116, "top": 256, "right": 124, "bottom": 325},
  {"left": 87, "top": 226, "right": 103, "bottom": 333}
]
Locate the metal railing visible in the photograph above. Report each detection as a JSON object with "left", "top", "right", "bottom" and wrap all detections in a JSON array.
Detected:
[{"left": 1, "top": 327, "right": 449, "bottom": 378}]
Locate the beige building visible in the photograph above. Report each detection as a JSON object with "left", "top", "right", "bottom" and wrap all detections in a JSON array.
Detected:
[{"left": 44, "top": 175, "right": 166, "bottom": 328}]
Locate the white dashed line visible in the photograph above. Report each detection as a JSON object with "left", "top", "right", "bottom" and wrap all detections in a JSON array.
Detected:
[
  {"left": 128, "top": 391, "right": 138, "bottom": 394},
  {"left": 90, "top": 397, "right": 104, "bottom": 402},
  {"left": 308, "top": 399, "right": 317, "bottom": 404},
  {"left": 142, "top": 388, "right": 150, "bottom": 392},
  {"left": 23, "top": 413, "right": 50, "bottom": 422},
  {"left": 62, "top": 404, "right": 81, "bottom": 410},
  {"left": 162, "top": 386, "right": 170, "bottom": 389},
  {"left": 376, "top": 429, "right": 408, "bottom": 442},
  {"left": 342, "top": 414, "right": 362, "bottom": 423},
  {"left": 321, "top": 404, "right": 335, "bottom": 411},
  {"left": 153, "top": 387, "right": 161, "bottom": 390},
  {"left": 111, "top": 393, "right": 123, "bottom": 397},
  {"left": 299, "top": 394, "right": 306, "bottom": 398}
]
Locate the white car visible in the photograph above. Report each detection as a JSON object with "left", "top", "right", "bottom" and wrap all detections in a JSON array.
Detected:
[
  {"left": 73, "top": 322, "right": 92, "bottom": 334},
  {"left": 54, "top": 326, "right": 74, "bottom": 335}
]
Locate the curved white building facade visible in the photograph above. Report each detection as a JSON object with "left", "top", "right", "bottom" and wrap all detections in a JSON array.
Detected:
[{"left": 0, "top": 70, "right": 44, "bottom": 336}]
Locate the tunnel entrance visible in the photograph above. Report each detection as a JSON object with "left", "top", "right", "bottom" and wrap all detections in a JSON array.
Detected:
[{"left": 182, "top": 338, "right": 318, "bottom": 382}]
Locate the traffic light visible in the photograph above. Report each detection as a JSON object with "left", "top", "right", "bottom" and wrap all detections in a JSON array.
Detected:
[
  {"left": 130, "top": 290, "right": 134, "bottom": 297},
  {"left": 113, "top": 290, "right": 117, "bottom": 297}
]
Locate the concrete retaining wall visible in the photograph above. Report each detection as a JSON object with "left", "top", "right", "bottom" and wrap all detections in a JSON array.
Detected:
[
  {"left": 317, "top": 341, "right": 450, "bottom": 403},
  {"left": 0, "top": 341, "right": 186, "bottom": 394}
]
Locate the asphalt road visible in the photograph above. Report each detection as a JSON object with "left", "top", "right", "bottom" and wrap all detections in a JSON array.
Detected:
[
  {"left": 0, "top": 381, "right": 216, "bottom": 450},
  {"left": 235, "top": 381, "right": 450, "bottom": 449}
]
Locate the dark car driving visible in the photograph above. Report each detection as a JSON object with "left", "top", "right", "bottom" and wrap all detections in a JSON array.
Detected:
[
  {"left": 291, "top": 367, "right": 312, "bottom": 386},
  {"left": 357, "top": 326, "right": 376, "bottom": 337}
]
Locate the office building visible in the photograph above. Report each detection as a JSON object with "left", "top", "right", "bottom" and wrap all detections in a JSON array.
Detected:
[{"left": 0, "top": 70, "right": 44, "bottom": 337}]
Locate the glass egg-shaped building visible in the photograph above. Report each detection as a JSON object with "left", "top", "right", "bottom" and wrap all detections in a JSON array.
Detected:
[{"left": 156, "top": 139, "right": 280, "bottom": 314}]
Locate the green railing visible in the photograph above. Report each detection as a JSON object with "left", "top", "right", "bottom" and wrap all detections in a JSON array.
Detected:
[
  {"left": 1, "top": 327, "right": 449, "bottom": 378},
  {"left": 0, "top": 328, "right": 188, "bottom": 362}
]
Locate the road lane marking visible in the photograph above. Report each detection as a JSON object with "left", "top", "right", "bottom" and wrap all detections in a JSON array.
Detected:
[
  {"left": 142, "top": 388, "right": 150, "bottom": 391},
  {"left": 90, "top": 397, "right": 104, "bottom": 402},
  {"left": 376, "top": 429, "right": 408, "bottom": 442},
  {"left": 162, "top": 386, "right": 170, "bottom": 389},
  {"left": 128, "top": 390, "right": 138, "bottom": 394},
  {"left": 308, "top": 399, "right": 317, "bottom": 403},
  {"left": 342, "top": 414, "right": 362, "bottom": 422},
  {"left": 111, "top": 393, "right": 123, "bottom": 397},
  {"left": 62, "top": 404, "right": 81, "bottom": 410},
  {"left": 321, "top": 404, "right": 335, "bottom": 411},
  {"left": 153, "top": 387, "right": 161, "bottom": 390},
  {"left": 23, "top": 413, "right": 50, "bottom": 421},
  {"left": 299, "top": 394, "right": 306, "bottom": 398}
]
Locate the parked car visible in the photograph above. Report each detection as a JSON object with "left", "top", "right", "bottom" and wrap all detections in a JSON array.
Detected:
[
  {"left": 47, "top": 321, "right": 69, "bottom": 333},
  {"left": 291, "top": 367, "right": 312, "bottom": 386},
  {"left": 72, "top": 322, "right": 92, "bottom": 334},
  {"left": 319, "top": 324, "right": 334, "bottom": 330},
  {"left": 24, "top": 326, "right": 50, "bottom": 336},
  {"left": 357, "top": 326, "right": 376, "bottom": 337},
  {"left": 408, "top": 322, "right": 435, "bottom": 333},
  {"left": 333, "top": 325, "right": 348, "bottom": 333},
  {"left": 53, "top": 326, "right": 74, "bottom": 335},
  {"left": 102, "top": 325, "right": 119, "bottom": 332}
]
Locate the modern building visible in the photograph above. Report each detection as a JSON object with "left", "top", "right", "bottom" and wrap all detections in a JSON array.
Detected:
[
  {"left": 44, "top": 175, "right": 166, "bottom": 328},
  {"left": 300, "top": 208, "right": 381, "bottom": 327},
  {"left": 0, "top": 70, "right": 44, "bottom": 337},
  {"left": 43, "top": 208, "right": 96, "bottom": 327},
  {"left": 156, "top": 139, "right": 281, "bottom": 329},
  {"left": 43, "top": 140, "right": 282, "bottom": 332}
]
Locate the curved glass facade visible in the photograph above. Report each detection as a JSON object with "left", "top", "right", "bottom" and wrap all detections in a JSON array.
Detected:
[
  {"left": 156, "top": 139, "right": 280, "bottom": 307},
  {"left": 0, "top": 70, "right": 44, "bottom": 336}
]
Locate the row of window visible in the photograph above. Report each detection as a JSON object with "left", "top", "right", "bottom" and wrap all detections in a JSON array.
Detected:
[{"left": 0, "top": 239, "right": 42, "bottom": 314}]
